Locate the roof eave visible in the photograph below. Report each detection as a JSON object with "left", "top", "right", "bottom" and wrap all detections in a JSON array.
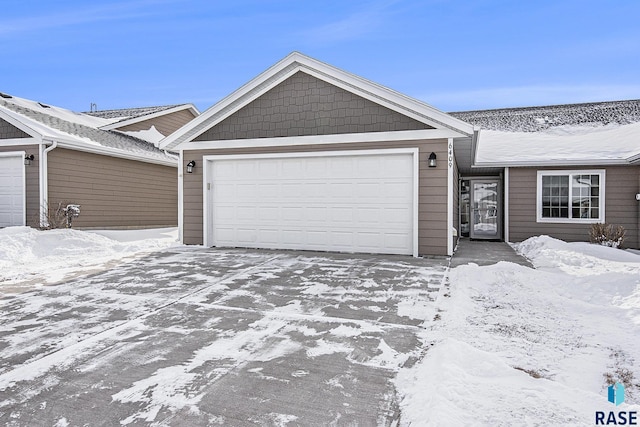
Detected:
[{"left": 473, "top": 159, "right": 632, "bottom": 168}]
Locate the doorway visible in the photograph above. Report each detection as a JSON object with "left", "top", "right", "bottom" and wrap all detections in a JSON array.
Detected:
[{"left": 460, "top": 178, "right": 502, "bottom": 240}]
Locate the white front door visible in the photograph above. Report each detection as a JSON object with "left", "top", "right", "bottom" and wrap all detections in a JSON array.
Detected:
[
  {"left": 0, "top": 153, "right": 26, "bottom": 227},
  {"left": 205, "top": 149, "right": 418, "bottom": 255}
]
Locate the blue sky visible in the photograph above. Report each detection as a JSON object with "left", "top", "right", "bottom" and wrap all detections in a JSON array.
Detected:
[{"left": 1, "top": 0, "right": 639, "bottom": 113}]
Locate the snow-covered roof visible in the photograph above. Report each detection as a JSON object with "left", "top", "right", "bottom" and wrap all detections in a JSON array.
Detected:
[
  {"left": 0, "top": 94, "right": 176, "bottom": 166},
  {"left": 450, "top": 99, "right": 640, "bottom": 132},
  {"left": 84, "top": 105, "right": 183, "bottom": 121},
  {"left": 450, "top": 100, "right": 640, "bottom": 167}
]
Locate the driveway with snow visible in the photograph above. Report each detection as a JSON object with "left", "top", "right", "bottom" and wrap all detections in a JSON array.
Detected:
[{"left": 0, "top": 247, "right": 447, "bottom": 426}]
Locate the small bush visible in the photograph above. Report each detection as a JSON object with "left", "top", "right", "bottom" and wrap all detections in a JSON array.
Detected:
[
  {"left": 589, "top": 223, "right": 626, "bottom": 248},
  {"left": 39, "top": 202, "right": 80, "bottom": 230}
]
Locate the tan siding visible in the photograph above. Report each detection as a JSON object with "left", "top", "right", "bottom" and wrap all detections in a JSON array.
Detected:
[
  {"left": 0, "top": 119, "right": 30, "bottom": 139},
  {"left": 47, "top": 148, "right": 177, "bottom": 228},
  {"left": 183, "top": 139, "right": 450, "bottom": 255},
  {"left": 116, "top": 109, "right": 197, "bottom": 136},
  {"left": 0, "top": 144, "right": 40, "bottom": 226},
  {"left": 193, "top": 72, "right": 432, "bottom": 142},
  {"left": 508, "top": 166, "right": 639, "bottom": 248}
]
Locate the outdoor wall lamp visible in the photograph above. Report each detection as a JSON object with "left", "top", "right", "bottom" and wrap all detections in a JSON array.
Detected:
[
  {"left": 428, "top": 152, "right": 437, "bottom": 168},
  {"left": 186, "top": 160, "right": 196, "bottom": 173},
  {"left": 24, "top": 154, "right": 34, "bottom": 166}
]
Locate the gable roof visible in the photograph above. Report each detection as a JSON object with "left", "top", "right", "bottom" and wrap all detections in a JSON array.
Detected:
[
  {"left": 0, "top": 94, "right": 177, "bottom": 166},
  {"left": 159, "top": 52, "right": 475, "bottom": 150},
  {"left": 86, "top": 104, "right": 199, "bottom": 132},
  {"left": 449, "top": 100, "right": 640, "bottom": 167}
]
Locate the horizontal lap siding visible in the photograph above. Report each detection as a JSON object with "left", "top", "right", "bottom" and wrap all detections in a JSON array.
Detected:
[
  {"left": 48, "top": 148, "right": 177, "bottom": 228},
  {"left": 183, "top": 139, "right": 450, "bottom": 256},
  {"left": 0, "top": 144, "right": 40, "bottom": 226},
  {"left": 508, "top": 166, "right": 639, "bottom": 248}
]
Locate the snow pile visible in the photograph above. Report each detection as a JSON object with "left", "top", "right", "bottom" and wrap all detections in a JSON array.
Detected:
[
  {"left": 476, "top": 121, "right": 640, "bottom": 164},
  {"left": 396, "top": 236, "right": 640, "bottom": 425},
  {"left": 0, "top": 226, "right": 180, "bottom": 288}
]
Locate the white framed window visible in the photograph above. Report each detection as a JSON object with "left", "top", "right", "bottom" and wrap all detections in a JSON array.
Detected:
[{"left": 536, "top": 170, "right": 605, "bottom": 223}]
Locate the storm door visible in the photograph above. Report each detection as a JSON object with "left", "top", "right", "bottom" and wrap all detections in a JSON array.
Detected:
[{"left": 469, "top": 179, "right": 502, "bottom": 240}]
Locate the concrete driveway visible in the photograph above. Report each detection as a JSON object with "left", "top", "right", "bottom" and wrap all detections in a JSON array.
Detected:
[{"left": 0, "top": 248, "right": 448, "bottom": 426}]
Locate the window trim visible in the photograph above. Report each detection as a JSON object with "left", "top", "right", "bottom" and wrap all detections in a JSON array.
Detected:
[{"left": 536, "top": 169, "right": 606, "bottom": 224}]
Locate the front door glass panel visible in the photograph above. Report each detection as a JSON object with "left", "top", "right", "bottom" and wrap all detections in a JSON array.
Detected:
[{"left": 471, "top": 181, "right": 500, "bottom": 239}]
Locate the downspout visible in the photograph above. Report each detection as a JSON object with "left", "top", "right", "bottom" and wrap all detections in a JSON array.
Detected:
[{"left": 40, "top": 140, "right": 58, "bottom": 227}]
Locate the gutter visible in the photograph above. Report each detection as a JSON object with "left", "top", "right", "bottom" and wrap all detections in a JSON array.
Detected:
[{"left": 40, "top": 140, "right": 58, "bottom": 227}]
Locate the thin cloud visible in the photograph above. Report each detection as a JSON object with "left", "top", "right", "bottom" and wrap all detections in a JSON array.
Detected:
[
  {"left": 300, "top": 0, "right": 400, "bottom": 44},
  {"left": 420, "top": 84, "right": 640, "bottom": 111},
  {"left": 0, "top": 0, "right": 175, "bottom": 36}
]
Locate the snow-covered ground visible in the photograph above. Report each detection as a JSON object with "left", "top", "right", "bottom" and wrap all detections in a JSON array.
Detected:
[
  {"left": 0, "top": 226, "right": 180, "bottom": 296},
  {"left": 2, "top": 228, "right": 639, "bottom": 424},
  {"left": 397, "top": 235, "right": 640, "bottom": 425}
]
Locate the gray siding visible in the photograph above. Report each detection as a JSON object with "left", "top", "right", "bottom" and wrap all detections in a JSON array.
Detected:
[
  {"left": 47, "top": 148, "right": 177, "bottom": 229},
  {"left": 508, "top": 166, "right": 639, "bottom": 248},
  {"left": 183, "top": 139, "right": 450, "bottom": 256},
  {"left": 193, "top": 72, "right": 433, "bottom": 142},
  {"left": 0, "top": 144, "right": 40, "bottom": 227},
  {"left": 0, "top": 118, "right": 30, "bottom": 139},
  {"left": 116, "top": 109, "right": 197, "bottom": 137}
]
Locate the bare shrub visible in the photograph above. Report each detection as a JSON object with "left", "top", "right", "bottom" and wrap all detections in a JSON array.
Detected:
[
  {"left": 589, "top": 223, "right": 626, "bottom": 248},
  {"left": 38, "top": 202, "right": 80, "bottom": 230}
]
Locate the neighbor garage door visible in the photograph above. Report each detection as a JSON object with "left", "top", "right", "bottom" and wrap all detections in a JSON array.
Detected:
[
  {"left": 206, "top": 149, "right": 417, "bottom": 255},
  {"left": 0, "top": 153, "right": 25, "bottom": 227}
]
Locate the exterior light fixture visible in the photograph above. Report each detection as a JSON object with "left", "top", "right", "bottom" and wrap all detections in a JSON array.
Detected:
[
  {"left": 428, "top": 152, "right": 437, "bottom": 168},
  {"left": 186, "top": 160, "right": 196, "bottom": 173},
  {"left": 24, "top": 154, "right": 34, "bottom": 166}
]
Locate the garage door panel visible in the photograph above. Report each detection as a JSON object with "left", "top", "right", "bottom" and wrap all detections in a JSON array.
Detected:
[
  {"left": 0, "top": 156, "right": 25, "bottom": 227},
  {"left": 208, "top": 151, "right": 416, "bottom": 255}
]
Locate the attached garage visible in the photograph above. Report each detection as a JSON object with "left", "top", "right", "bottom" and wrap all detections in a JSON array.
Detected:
[
  {"left": 204, "top": 149, "right": 418, "bottom": 255},
  {"left": 0, "top": 152, "right": 26, "bottom": 227},
  {"left": 161, "top": 52, "right": 476, "bottom": 256}
]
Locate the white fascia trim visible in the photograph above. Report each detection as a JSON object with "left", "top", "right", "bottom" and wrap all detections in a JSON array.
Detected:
[
  {"left": 178, "top": 128, "right": 463, "bottom": 151},
  {"left": 202, "top": 147, "right": 420, "bottom": 257},
  {"left": 474, "top": 159, "right": 629, "bottom": 168},
  {"left": 160, "top": 52, "right": 474, "bottom": 151},
  {"left": 504, "top": 167, "right": 510, "bottom": 242},
  {"left": 100, "top": 104, "right": 200, "bottom": 131},
  {"left": 51, "top": 138, "right": 178, "bottom": 167},
  {"left": 535, "top": 169, "right": 606, "bottom": 224},
  {"left": 0, "top": 137, "right": 41, "bottom": 146},
  {"left": 627, "top": 152, "right": 640, "bottom": 164},
  {"left": 447, "top": 138, "right": 454, "bottom": 256}
]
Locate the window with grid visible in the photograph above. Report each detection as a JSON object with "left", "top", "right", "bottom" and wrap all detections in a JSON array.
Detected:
[{"left": 537, "top": 171, "right": 604, "bottom": 222}]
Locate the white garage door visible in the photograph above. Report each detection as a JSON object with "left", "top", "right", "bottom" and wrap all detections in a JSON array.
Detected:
[
  {"left": 206, "top": 149, "right": 417, "bottom": 255},
  {"left": 0, "top": 154, "right": 26, "bottom": 227}
]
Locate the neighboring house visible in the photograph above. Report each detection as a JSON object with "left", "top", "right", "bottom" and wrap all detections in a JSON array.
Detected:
[
  {"left": 160, "top": 52, "right": 475, "bottom": 257},
  {"left": 451, "top": 100, "right": 640, "bottom": 249},
  {"left": 160, "top": 52, "right": 639, "bottom": 256},
  {"left": 85, "top": 104, "right": 199, "bottom": 146},
  {"left": 0, "top": 93, "right": 195, "bottom": 229}
]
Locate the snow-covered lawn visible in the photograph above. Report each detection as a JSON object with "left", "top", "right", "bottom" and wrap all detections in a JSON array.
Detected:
[
  {"left": 0, "top": 226, "right": 180, "bottom": 296},
  {"left": 397, "top": 236, "right": 640, "bottom": 425}
]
